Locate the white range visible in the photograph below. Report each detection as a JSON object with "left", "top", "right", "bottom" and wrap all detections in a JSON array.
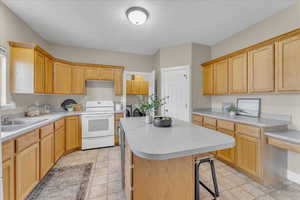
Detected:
[{"left": 81, "top": 101, "right": 115, "bottom": 150}]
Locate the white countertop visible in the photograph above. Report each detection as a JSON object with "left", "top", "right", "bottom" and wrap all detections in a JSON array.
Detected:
[
  {"left": 120, "top": 117, "right": 235, "bottom": 160},
  {"left": 193, "top": 109, "right": 289, "bottom": 128},
  {"left": 265, "top": 130, "right": 300, "bottom": 144},
  {"left": 1, "top": 110, "right": 124, "bottom": 142}
]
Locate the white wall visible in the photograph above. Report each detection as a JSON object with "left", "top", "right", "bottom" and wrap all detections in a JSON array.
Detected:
[{"left": 211, "top": 2, "right": 300, "bottom": 174}]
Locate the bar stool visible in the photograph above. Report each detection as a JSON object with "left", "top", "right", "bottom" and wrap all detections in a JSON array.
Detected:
[{"left": 195, "top": 154, "right": 220, "bottom": 200}]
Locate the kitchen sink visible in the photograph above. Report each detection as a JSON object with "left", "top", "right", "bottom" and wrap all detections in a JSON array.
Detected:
[{"left": 1, "top": 118, "right": 48, "bottom": 132}]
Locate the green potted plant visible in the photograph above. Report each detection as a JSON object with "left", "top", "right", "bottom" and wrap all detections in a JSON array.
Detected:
[
  {"left": 139, "top": 95, "right": 169, "bottom": 124},
  {"left": 226, "top": 104, "right": 241, "bottom": 117}
]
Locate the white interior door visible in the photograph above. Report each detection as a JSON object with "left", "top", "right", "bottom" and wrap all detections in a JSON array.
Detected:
[{"left": 161, "top": 66, "right": 191, "bottom": 121}]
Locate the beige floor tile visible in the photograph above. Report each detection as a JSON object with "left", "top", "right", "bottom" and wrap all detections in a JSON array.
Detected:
[
  {"left": 241, "top": 183, "right": 265, "bottom": 198},
  {"left": 88, "top": 184, "right": 107, "bottom": 199},
  {"left": 107, "top": 181, "right": 122, "bottom": 194},
  {"left": 92, "top": 175, "right": 108, "bottom": 186},
  {"left": 230, "top": 186, "right": 255, "bottom": 200}
]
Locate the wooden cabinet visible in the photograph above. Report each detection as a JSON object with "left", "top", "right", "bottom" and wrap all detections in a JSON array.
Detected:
[
  {"left": 192, "top": 114, "right": 203, "bottom": 126},
  {"left": 53, "top": 62, "right": 72, "bottom": 94},
  {"left": 236, "top": 124, "right": 261, "bottom": 178},
  {"left": 229, "top": 53, "right": 248, "bottom": 94},
  {"left": 126, "top": 80, "right": 149, "bottom": 95},
  {"left": 114, "top": 69, "right": 123, "bottom": 96},
  {"left": 44, "top": 56, "right": 53, "bottom": 94},
  {"left": 54, "top": 126, "right": 66, "bottom": 162},
  {"left": 34, "top": 51, "right": 45, "bottom": 93},
  {"left": 85, "top": 68, "right": 100, "bottom": 80},
  {"left": 236, "top": 134, "right": 261, "bottom": 178},
  {"left": 214, "top": 59, "right": 228, "bottom": 95},
  {"left": 248, "top": 44, "right": 275, "bottom": 93},
  {"left": 99, "top": 68, "right": 114, "bottom": 80},
  {"left": 217, "top": 120, "right": 235, "bottom": 164},
  {"left": 16, "top": 142, "right": 40, "bottom": 200},
  {"left": 276, "top": 34, "right": 300, "bottom": 92},
  {"left": 65, "top": 116, "right": 80, "bottom": 151},
  {"left": 114, "top": 113, "right": 124, "bottom": 145},
  {"left": 71, "top": 67, "right": 86, "bottom": 94},
  {"left": 40, "top": 125, "right": 54, "bottom": 178},
  {"left": 203, "top": 64, "right": 214, "bottom": 95},
  {"left": 2, "top": 140, "right": 15, "bottom": 200}
]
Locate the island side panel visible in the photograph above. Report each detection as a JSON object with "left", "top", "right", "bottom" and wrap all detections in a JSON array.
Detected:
[
  {"left": 124, "top": 141, "right": 133, "bottom": 200},
  {"left": 132, "top": 154, "right": 194, "bottom": 200}
]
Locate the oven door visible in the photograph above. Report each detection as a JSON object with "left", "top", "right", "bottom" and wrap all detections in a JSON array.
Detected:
[{"left": 82, "top": 114, "right": 114, "bottom": 138}]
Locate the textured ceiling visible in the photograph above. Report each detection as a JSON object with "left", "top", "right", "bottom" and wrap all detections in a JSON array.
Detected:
[{"left": 3, "top": 0, "right": 297, "bottom": 54}]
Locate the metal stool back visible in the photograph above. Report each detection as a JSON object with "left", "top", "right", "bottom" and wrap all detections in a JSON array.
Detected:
[{"left": 195, "top": 155, "right": 220, "bottom": 200}]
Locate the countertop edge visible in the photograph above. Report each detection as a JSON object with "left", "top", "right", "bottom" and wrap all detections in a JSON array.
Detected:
[
  {"left": 265, "top": 131, "right": 300, "bottom": 145},
  {"left": 192, "top": 111, "right": 289, "bottom": 128},
  {"left": 129, "top": 142, "right": 235, "bottom": 160}
]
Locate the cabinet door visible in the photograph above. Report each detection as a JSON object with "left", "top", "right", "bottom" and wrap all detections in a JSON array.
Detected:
[
  {"left": 16, "top": 143, "right": 40, "bottom": 200},
  {"left": 114, "top": 69, "right": 123, "bottom": 96},
  {"left": 276, "top": 34, "right": 300, "bottom": 91},
  {"left": 214, "top": 59, "right": 228, "bottom": 95},
  {"left": 44, "top": 56, "right": 53, "bottom": 94},
  {"left": 217, "top": 129, "right": 235, "bottom": 164},
  {"left": 40, "top": 133, "right": 54, "bottom": 178},
  {"left": 66, "top": 116, "right": 80, "bottom": 151},
  {"left": 85, "top": 68, "right": 100, "bottom": 80},
  {"left": 248, "top": 44, "right": 275, "bottom": 93},
  {"left": 53, "top": 62, "right": 72, "bottom": 94},
  {"left": 203, "top": 65, "right": 214, "bottom": 95},
  {"left": 71, "top": 67, "right": 86, "bottom": 94},
  {"left": 99, "top": 68, "right": 114, "bottom": 80},
  {"left": 34, "top": 51, "right": 45, "bottom": 93},
  {"left": 54, "top": 127, "right": 66, "bottom": 162},
  {"left": 3, "top": 158, "right": 15, "bottom": 200},
  {"left": 140, "top": 81, "right": 149, "bottom": 95},
  {"left": 236, "top": 134, "right": 261, "bottom": 177},
  {"left": 126, "top": 80, "right": 133, "bottom": 95},
  {"left": 229, "top": 53, "right": 248, "bottom": 94}
]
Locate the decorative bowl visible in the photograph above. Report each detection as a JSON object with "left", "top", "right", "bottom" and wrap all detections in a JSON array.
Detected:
[{"left": 153, "top": 116, "right": 172, "bottom": 127}]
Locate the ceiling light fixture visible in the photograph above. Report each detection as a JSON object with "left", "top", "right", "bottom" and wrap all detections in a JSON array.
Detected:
[{"left": 126, "top": 7, "right": 149, "bottom": 25}]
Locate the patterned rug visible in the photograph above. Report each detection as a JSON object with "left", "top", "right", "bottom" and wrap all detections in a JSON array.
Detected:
[{"left": 26, "top": 163, "right": 93, "bottom": 200}]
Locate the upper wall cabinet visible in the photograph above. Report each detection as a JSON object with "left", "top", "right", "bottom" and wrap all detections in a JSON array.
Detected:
[
  {"left": 53, "top": 62, "right": 72, "bottom": 94},
  {"left": 201, "top": 28, "right": 300, "bottom": 96},
  {"left": 229, "top": 53, "right": 248, "bottom": 94},
  {"left": 9, "top": 42, "right": 124, "bottom": 96},
  {"left": 248, "top": 44, "right": 274, "bottom": 93},
  {"left": 203, "top": 64, "right": 214, "bottom": 95},
  {"left": 10, "top": 42, "right": 52, "bottom": 94},
  {"left": 213, "top": 59, "right": 228, "bottom": 95},
  {"left": 276, "top": 33, "right": 300, "bottom": 92}
]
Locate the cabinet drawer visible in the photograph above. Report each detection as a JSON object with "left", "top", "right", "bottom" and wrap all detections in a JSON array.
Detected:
[
  {"left": 40, "top": 123, "right": 54, "bottom": 138},
  {"left": 55, "top": 118, "right": 65, "bottom": 131},
  {"left": 267, "top": 137, "right": 300, "bottom": 153},
  {"left": 217, "top": 120, "right": 235, "bottom": 131},
  {"left": 236, "top": 124, "right": 260, "bottom": 138},
  {"left": 16, "top": 130, "right": 39, "bottom": 153},
  {"left": 192, "top": 115, "right": 203, "bottom": 123},
  {"left": 2, "top": 140, "right": 15, "bottom": 161},
  {"left": 203, "top": 117, "right": 217, "bottom": 127}
]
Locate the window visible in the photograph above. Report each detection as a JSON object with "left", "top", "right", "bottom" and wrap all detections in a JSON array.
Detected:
[{"left": 0, "top": 46, "right": 7, "bottom": 106}]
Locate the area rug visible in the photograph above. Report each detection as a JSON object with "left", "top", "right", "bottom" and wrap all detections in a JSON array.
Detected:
[{"left": 26, "top": 163, "right": 93, "bottom": 200}]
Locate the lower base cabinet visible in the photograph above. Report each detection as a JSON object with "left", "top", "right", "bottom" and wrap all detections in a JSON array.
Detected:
[
  {"left": 3, "top": 158, "right": 15, "bottom": 200},
  {"left": 40, "top": 133, "right": 55, "bottom": 178},
  {"left": 217, "top": 129, "right": 235, "bottom": 164},
  {"left": 54, "top": 127, "right": 66, "bottom": 162},
  {"left": 236, "top": 134, "right": 261, "bottom": 178},
  {"left": 66, "top": 116, "right": 80, "bottom": 151},
  {"left": 16, "top": 143, "right": 40, "bottom": 200}
]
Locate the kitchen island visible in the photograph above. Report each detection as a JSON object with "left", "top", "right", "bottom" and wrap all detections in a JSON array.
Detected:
[{"left": 120, "top": 117, "right": 235, "bottom": 200}]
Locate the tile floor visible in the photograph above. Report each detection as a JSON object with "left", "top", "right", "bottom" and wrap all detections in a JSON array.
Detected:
[{"left": 52, "top": 147, "right": 300, "bottom": 200}]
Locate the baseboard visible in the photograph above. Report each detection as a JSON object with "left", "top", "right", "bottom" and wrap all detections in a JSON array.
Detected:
[{"left": 287, "top": 170, "right": 300, "bottom": 184}]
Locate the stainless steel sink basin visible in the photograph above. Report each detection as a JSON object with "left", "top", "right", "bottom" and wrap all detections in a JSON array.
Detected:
[{"left": 1, "top": 118, "right": 48, "bottom": 132}]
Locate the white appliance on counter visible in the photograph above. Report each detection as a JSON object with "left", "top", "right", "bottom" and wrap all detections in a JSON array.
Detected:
[{"left": 81, "top": 101, "right": 115, "bottom": 150}]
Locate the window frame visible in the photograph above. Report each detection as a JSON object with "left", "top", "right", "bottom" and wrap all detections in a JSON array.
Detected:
[{"left": 0, "top": 45, "right": 8, "bottom": 107}]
